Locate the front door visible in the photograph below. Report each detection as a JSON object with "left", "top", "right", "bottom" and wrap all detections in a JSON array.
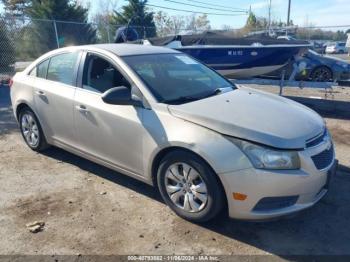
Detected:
[{"left": 73, "top": 52, "right": 144, "bottom": 175}]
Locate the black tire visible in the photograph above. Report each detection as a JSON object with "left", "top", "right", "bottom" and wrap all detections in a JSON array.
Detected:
[
  {"left": 18, "top": 107, "right": 49, "bottom": 151},
  {"left": 310, "top": 66, "right": 333, "bottom": 82},
  {"left": 339, "top": 50, "right": 344, "bottom": 54},
  {"left": 157, "top": 150, "right": 225, "bottom": 222}
]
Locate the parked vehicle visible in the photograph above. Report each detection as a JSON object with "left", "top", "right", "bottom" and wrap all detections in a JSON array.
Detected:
[
  {"left": 310, "top": 41, "right": 326, "bottom": 54},
  {"left": 0, "top": 77, "right": 11, "bottom": 88},
  {"left": 325, "top": 42, "right": 348, "bottom": 54},
  {"left": 10, "top": 44, "right": 336, "bottom": 222},
  {"left": 265, "top": 49, "right": 350, "bottom": 81},
  {"left": 142, "top": 31, "right": 311, "bottom": 79}
]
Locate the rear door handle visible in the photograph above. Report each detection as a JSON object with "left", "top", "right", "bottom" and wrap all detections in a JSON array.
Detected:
[
  {"left": 35, "top": 90, "right": 45, "bottom": 96},
  {"left": 76, "top": 105, "right": 89, "bottom": 113}
]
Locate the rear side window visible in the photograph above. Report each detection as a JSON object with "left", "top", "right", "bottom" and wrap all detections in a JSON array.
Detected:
[
  {"left": 29, "top": 67, "right": 37, "bottom": 77},
  {"left": 47, "top": 52, "right": 79, "bottom": 86},
  {"left": 37, "top": 59, "right": 49, "bottom": 79}
]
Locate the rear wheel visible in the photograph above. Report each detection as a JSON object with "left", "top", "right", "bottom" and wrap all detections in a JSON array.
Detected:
[
  {"left": 157, "top": 150, "right": 225, "bottom": 222},
  {"left": 19, "top": 108, "right": 49, "bottom": 151},
  {"left": 339, "top": 50, "right": 345, "bottom": 54},
  {"left": 310, "top": 66, "right": 333, "bottom": 82}
]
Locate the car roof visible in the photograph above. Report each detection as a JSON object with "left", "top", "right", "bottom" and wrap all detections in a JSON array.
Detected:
[
  {"left": 75, "top": 43, "right": 180, "bottom": 56},
  {"left": 24, "top": 44, "right": 182, "bottom": 75}
]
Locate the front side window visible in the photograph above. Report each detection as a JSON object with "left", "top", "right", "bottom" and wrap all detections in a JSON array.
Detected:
[
  {"left": 47, "top": 52, "right": 79, "bottom": 86},
  {"left": 123, "top": 54, "right": 235, "bottom": 104},
  {"left": 82, "top": 53, "right": 131, "bottom": 94}
]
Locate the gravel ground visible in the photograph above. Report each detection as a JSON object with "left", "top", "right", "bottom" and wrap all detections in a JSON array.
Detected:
[
  {"left": 246, "top": 85, "right": 350, "bottom": 101},
  {"left": 0, "top": 86, "right": 349, "bottom": 257}
]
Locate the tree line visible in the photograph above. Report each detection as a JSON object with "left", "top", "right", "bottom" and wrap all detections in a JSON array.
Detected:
[
  {"left": 240, "top": 11, "right": 349, "bottom": 41},
  {"left": 0, "top": 0, "right": 210, "bottom": 66},
  {"left": 0, "top": 0, "right": 349, "bottom": 73}
]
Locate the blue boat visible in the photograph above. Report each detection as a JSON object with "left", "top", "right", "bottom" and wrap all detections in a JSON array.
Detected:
[{"left": 145, "top": 31, "right": 311, "bottom": 78}]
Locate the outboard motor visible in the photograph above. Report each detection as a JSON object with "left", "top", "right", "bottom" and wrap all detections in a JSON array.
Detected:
[{"left": 114, "top": 26, "right": 139, "bottom": 43}]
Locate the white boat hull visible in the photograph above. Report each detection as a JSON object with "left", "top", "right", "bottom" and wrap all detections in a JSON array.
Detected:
[{"left": 217, "top": 64, "right": 285, "bottom": 78}]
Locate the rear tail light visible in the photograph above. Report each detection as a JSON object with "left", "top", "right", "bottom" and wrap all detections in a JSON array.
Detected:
[{"left": 8, "top": 78, "right": 13, "bottom": 88}]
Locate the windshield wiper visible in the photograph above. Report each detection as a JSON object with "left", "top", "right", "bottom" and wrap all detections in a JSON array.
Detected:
[
  {"left": 197, "top": 87, "right": 226, "bottom": 100},
  {"left": 161, "top": 96, "right": 200, "bottom": 105},
  {"left": 162, "top": 87, "right": 233, "bottom": 105},
  {"left": 213, "top": 87, "right": 225, "bottom": 95}
]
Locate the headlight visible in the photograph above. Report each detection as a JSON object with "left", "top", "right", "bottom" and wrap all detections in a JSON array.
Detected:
[{"left": 226, "top": 137, "right": 300, "bottom": 170}]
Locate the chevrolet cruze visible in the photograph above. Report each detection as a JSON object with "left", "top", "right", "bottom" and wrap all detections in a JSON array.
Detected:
[{"left": 10, "top": 44, "right": 337, "bottom": 222}]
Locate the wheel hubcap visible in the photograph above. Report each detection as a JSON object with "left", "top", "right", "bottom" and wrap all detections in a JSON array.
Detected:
[
  {"left": 313, "top": 68, "right": 331, "bottom": 82},
  {"left": 21, "top": 113, "right": 39, "bottom": 147},
  {"left": 165, "top": 162, "right": 208, "bottom": 213}
]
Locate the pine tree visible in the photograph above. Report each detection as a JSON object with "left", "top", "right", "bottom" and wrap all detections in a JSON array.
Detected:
[
  {"left": 111, "top": 0, "right": 156, "bottom": 39},
  {"left": 27, "top": 0, "right": 96, "bottom": 52},
  {"left": 1, "top": 0, "right": 30, "bottom": 16},
  {"left": 246, "top": 12, "right": 257, "bottom": 28}
]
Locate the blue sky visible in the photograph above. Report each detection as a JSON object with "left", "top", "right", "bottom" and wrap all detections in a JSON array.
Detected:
[
  {"left": 1, "top": 0, "right": 349, "bottom": 30},
  {"left": 86, "top": 0, "right": 350, "bottom": 30}
]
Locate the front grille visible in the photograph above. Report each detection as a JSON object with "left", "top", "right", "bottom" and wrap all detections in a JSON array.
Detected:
[
  {"left": 253, "top": 196, "right": 299, "bottom": 212},
  {"left": 306, "top": 129, "right": 327, "bottom": 148},
  {"left": 311, "top": 145, "right": 334, "bottom": 170}
]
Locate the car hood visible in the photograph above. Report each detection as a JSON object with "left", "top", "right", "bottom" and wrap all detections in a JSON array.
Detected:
[
  {"left": 319, "top": 54, "right": 349, "bottom": 64},
  {"left": 305, "top": 52, "right": 349, "bottom": 66},
  {"left": 168, "top": 87, "right": 325, "bottom": 149}
]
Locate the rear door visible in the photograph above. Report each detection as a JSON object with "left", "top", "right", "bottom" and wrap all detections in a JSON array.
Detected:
[{"left": 33, "top": 51, "right": 82, "bottom": 147}]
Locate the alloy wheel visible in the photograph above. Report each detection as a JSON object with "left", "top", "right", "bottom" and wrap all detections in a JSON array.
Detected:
[
  {"left": 21, "top": 113, "right": 40, "bottom": 147},
  {"left": 311, "top": 67, "right": 332, "bottom": 82},
  {"left": 164, "top": 162, "right": 208, "bottom": 213}
]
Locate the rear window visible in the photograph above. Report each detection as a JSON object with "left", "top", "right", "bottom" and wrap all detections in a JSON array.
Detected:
[{"left": 338, "top": 43, "right": 345, "bottom": 47}]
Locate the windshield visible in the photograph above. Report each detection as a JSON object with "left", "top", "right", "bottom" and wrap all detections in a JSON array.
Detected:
[{"left": 123, "top": 53, "right": 235, "bottom": 104}]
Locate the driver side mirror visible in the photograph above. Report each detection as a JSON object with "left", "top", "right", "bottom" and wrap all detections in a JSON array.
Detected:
[{"left": 101, "top": 86, "right": 143, "bottom": 107}]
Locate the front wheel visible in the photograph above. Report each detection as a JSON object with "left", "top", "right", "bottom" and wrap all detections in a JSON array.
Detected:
[
  {"left": 310, "top": 66, "right": 333, "bottom": 82},
  {"left": 157, "top": 150, "right": 225, "bottom": 222}
]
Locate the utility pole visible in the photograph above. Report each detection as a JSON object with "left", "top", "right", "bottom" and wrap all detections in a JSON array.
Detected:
[
  {"left": 107, "top": 23, "right": 111, "bottom": 43},
  {"left": 53, "top": 20, "right": 60, "bottom": 48},
  {"left": 268, "top": 0, "right": 272, "bottom": 34},
  {"left": 287, "top": 0, "right": 291, "bottom": 26}
]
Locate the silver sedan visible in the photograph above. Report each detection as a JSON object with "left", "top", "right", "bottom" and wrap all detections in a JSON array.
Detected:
[{"left": 10, "top": 44, "right": 336, "bottom": 222}]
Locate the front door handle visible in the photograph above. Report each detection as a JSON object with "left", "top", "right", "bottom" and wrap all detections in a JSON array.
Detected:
[{"left": 76, "top": 105, "right": 89, "bottom": 113}]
